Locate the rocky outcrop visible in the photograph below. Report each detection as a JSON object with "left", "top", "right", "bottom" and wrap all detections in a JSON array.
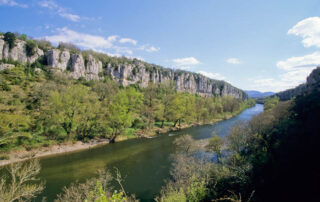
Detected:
[
  {"left": 0, "top": 38, "right": 4, "bottom": 60},
  {"left": 45, "top": 50, "right": 102, "bottom": 80},
  {"left": 46, "top": 49, "right": 70, "bottom": 71},
  {"left": 276, "top": 67, "right": 320, "bottom": 100},
  {"left": 0, "top": 63, "right": 15, "bottom": 71},
  {"left": 0, "top": 36, "right": 247, "bottom": 99},
  {"left": 0, "top": 39, "right": 43, "bottom": 63},
  {"left": 104, "top": 61, "right": 247, "bottom": 99}
]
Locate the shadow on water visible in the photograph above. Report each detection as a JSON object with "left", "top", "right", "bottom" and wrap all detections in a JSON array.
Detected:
[{"left": 36, "top": 104, "right": 263, "bottom": 202}]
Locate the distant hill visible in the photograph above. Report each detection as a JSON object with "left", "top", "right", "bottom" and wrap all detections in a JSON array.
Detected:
[{"left": 245, "top": 90, "right": 275, "bottom": 98}]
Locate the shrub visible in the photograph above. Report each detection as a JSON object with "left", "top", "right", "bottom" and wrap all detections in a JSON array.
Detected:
[
  {"left": 34, "top": 39, "right": 52, "bottom": 52},
  {"left": 26, "top": 40, "right": 37, "bottom": 56},
  {"left": 58, "top": 42, "right": 80, "bottom": 53},
  {"left": 4, "top": 32, "right": 16, "bottom": 49}
]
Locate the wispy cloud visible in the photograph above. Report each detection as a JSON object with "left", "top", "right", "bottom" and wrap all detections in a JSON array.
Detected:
[
  {"left": 226, "top": 58, "right": 241, "bottom": 64},
  {"left": 288, "top": 17, "right": 320, "bottom": 48},
  {"left": 252, "top": 52, "right": 320, "bottom": 92},
  {"left": 119, "top": 38, "right": 137, "bottom": 46},
  {"left": 38, "top": 0, "right": 81, "bottom": 22},
  {"left": 44, "top": 27, "right": 113, "bottom": 50},
  {"left": 276, "top": 51, "right": 320, "bottom": 70},
  {"left": 139, "top": 45, "right": 160, "bottom": 52},
  {"left": 172, "top": 57, "right": 200, "bottom": 69},
  {"left": 0, "top": 0, "right": 28, "bottom": 8},
  {"left": 43, "top": 27, "right": 159, "bottom": 56},
  {"left": 198, "top": 70, "right": 226, "bottom": 80}
]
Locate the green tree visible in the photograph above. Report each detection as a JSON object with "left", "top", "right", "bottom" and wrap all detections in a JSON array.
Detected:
[
  {"left": 106, "top": 90, "right": 134, "bottom": 143},
  {"left": 4, "top": 32, "right": 16, "bottom": 49},
  {"left": 207, "top": 133, "right": 224, "bottom": 162}
]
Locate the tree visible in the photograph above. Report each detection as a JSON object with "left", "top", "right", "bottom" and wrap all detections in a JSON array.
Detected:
[
  {"left": 41, "top": 85, "right": 102, "bottom": 140},
  {"left": 25, "top": 40, "right": 37, "bottom": 57},
  {"left": 143, "top": 83, "right": 157, "bottom": 128},
  {"left": 207, "top": 133, "right": 224, "bottom": 162},
  {"left": 4, "top": 32, "right": 16, "bottom": 49},
  {"left": 106, "top": 90, "right": 133, "bottom": 143},
  {"left": 264, "top": 96, "right": 279, "bottom": 111},
  {"left": 0, "top": 159, "right": 44, "bottom": 202}
]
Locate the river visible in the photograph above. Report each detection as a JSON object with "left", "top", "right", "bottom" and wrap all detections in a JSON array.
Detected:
[{"left": 36, "top": 104, "right": 264, "bottom": 201}]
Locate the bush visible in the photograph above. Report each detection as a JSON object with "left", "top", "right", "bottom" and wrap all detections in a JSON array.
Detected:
[
  {"left": 34, "top": 39, "right": 52, "bottom": 52},
  {"left": 4, "top": 32, "right": 16, "bottom": 49},
  {"left": 58, "top": 42, "right": 80, "bottom": 53},
  {"left": 26, "top": 40, "right": 37, "bottom": 56}
]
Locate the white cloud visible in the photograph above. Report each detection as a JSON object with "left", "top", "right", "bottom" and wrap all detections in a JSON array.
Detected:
[
  {"left": 119, "top": 38, "right": 137, "bottom": 45},
  {"left": 145, "top": 46, "right": 160, "bottom": 52},
  {"left": 252, "top": 52, "right": 320, "bottom": 92},
  {"left": 276, "top": 51, "right": 320, "bottom": 70},
  {"left": 138, "top": 45, "right": 160, "bottom": 52},
  {"left": 226, "top": 58, "right": 241, "bottom": 64},
  {"left": 173, "top": 57, "right": 200, "bottom": 66},
  {"left": 59, "top": 13, "right": 80, "bottom": 22},
  {"left": 38, "top": 0, "right": 81, "bottom": 22},
  {"left": 44, "top": 27, "right": 113, "bottom": 50},
  {"left": 0, "top": 0, "right": 28, "bottom": 8},
  {"left": 288, "top": 17, "right": 320, "bottom": 48},
  {"left": 198, "top": 70, "right": 226, "bottom": 80},
  {"left": 43, "top": 27, "right": 158, "bottom": 56},
  {"left": 107, "top": 35, "right": 118, "bottom": 42}
]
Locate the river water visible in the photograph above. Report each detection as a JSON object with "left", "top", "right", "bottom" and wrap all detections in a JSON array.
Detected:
[{"left": 36, "top": 104, "right": 263, "bottom": 201}]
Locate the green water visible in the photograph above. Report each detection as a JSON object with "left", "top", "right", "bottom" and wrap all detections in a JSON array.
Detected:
[{"left": 36, "top": 104, "right": 263, "bottom": 201}]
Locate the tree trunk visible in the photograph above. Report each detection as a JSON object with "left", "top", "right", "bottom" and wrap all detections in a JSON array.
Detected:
[
  {"left": 161, "top": 120, "right": 164, "bottom": 128},
  {"left": 173, "top": 120, "right": 178, "bottom": 127}
]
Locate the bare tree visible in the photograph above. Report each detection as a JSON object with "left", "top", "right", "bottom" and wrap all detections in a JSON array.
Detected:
[{"left": 0, "top": 159, "right": 44, "bottom": 202}]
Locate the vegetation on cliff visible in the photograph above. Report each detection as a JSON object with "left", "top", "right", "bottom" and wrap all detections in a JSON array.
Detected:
[{"left": 0, "top": 62, "right": 254, "bottom": 155}]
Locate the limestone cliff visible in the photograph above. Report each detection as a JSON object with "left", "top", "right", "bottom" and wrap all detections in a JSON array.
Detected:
[
  {"left": 0, "top": 37, "right": 43, "bottom": 64},
  {"left": 276, "top": 67, "right": 320, "bottom": 100},
  {"left": 0, "top": 36, "right": 247, "bottom": 99}
]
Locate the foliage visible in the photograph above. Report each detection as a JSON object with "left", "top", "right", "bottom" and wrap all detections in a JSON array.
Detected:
[
  {"left": 263, "top": 96, "right": 279, "bottom": 111},
  {"left": 0, "top": 159, "right": 44, "bottom": 202},
  {"left": 55, "top": 169, "right": 137, "bottom": 202},
  {"left": 4, "top": 32, "right": 16, "bottom": 49},
  {"left": 207, "top": 133, "right": 224, "bottom": 162},
  {"left": 25, "top": 40, "right": 37, "bottom": 57},
  {"left": 0, "top": 57, "right": 251, "bottom": 151},
  {"left": 58, "top": 42, "right": 81, "bottom": 53},
  {"left": 159, "top": 81, "right": 320, "bottom": 202}
]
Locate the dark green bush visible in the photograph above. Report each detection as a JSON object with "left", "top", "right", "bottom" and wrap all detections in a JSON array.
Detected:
[
  {"left": 4, "top": 32, "right": 16, "bottom": 49},
  {"left": 26, "top": 40, "right": 37, "bottom": 56}
]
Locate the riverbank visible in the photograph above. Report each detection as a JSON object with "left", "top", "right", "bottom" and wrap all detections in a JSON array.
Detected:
[
  {"left": 0, "top": 120, "right": 220, "bottom": 167},
  {"left": 0, "top": 105, "right": 253, "bottom": 167},
  {"left": 0, "top": 138, "right": 109, "bottom": 167}
]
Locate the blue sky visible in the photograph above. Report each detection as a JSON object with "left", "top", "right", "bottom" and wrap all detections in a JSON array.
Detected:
[{"left": 1, "top": 0, "right": 320, "bottom": 92}]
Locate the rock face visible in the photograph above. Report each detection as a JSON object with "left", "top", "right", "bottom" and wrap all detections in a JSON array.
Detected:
[
  {"left": 45, "top": 50, "right": 102, "bottom": 80},
  {"left": 104, "top": 60, "right": 247, "bottom": 99},
  {"left": 276, "top": 67, "right": 320, "bottom": 100},
  {"left": 0, "top": 63, "right": 15, "bottom": 71},
  {"left": 46, "top": 49, "right": 70, "bottom": 71},
  {"left": 0, "top": 39, "right": 43, "bottom": 63},
  {"left": 0, "top": 36, "right": 247, "bottom": 99}
]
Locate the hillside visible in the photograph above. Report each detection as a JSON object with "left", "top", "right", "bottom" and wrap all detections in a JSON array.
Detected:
[
  {"left": 245, "top": 90, "right": 275, "bottom": 98},
  {"left": 0, "top": 32, "right": 247, "bottom": 99}
]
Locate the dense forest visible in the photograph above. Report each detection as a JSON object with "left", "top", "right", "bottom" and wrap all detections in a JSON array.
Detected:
[{"left": 0, "top": 32, "right": 254, "bottom": 157}]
